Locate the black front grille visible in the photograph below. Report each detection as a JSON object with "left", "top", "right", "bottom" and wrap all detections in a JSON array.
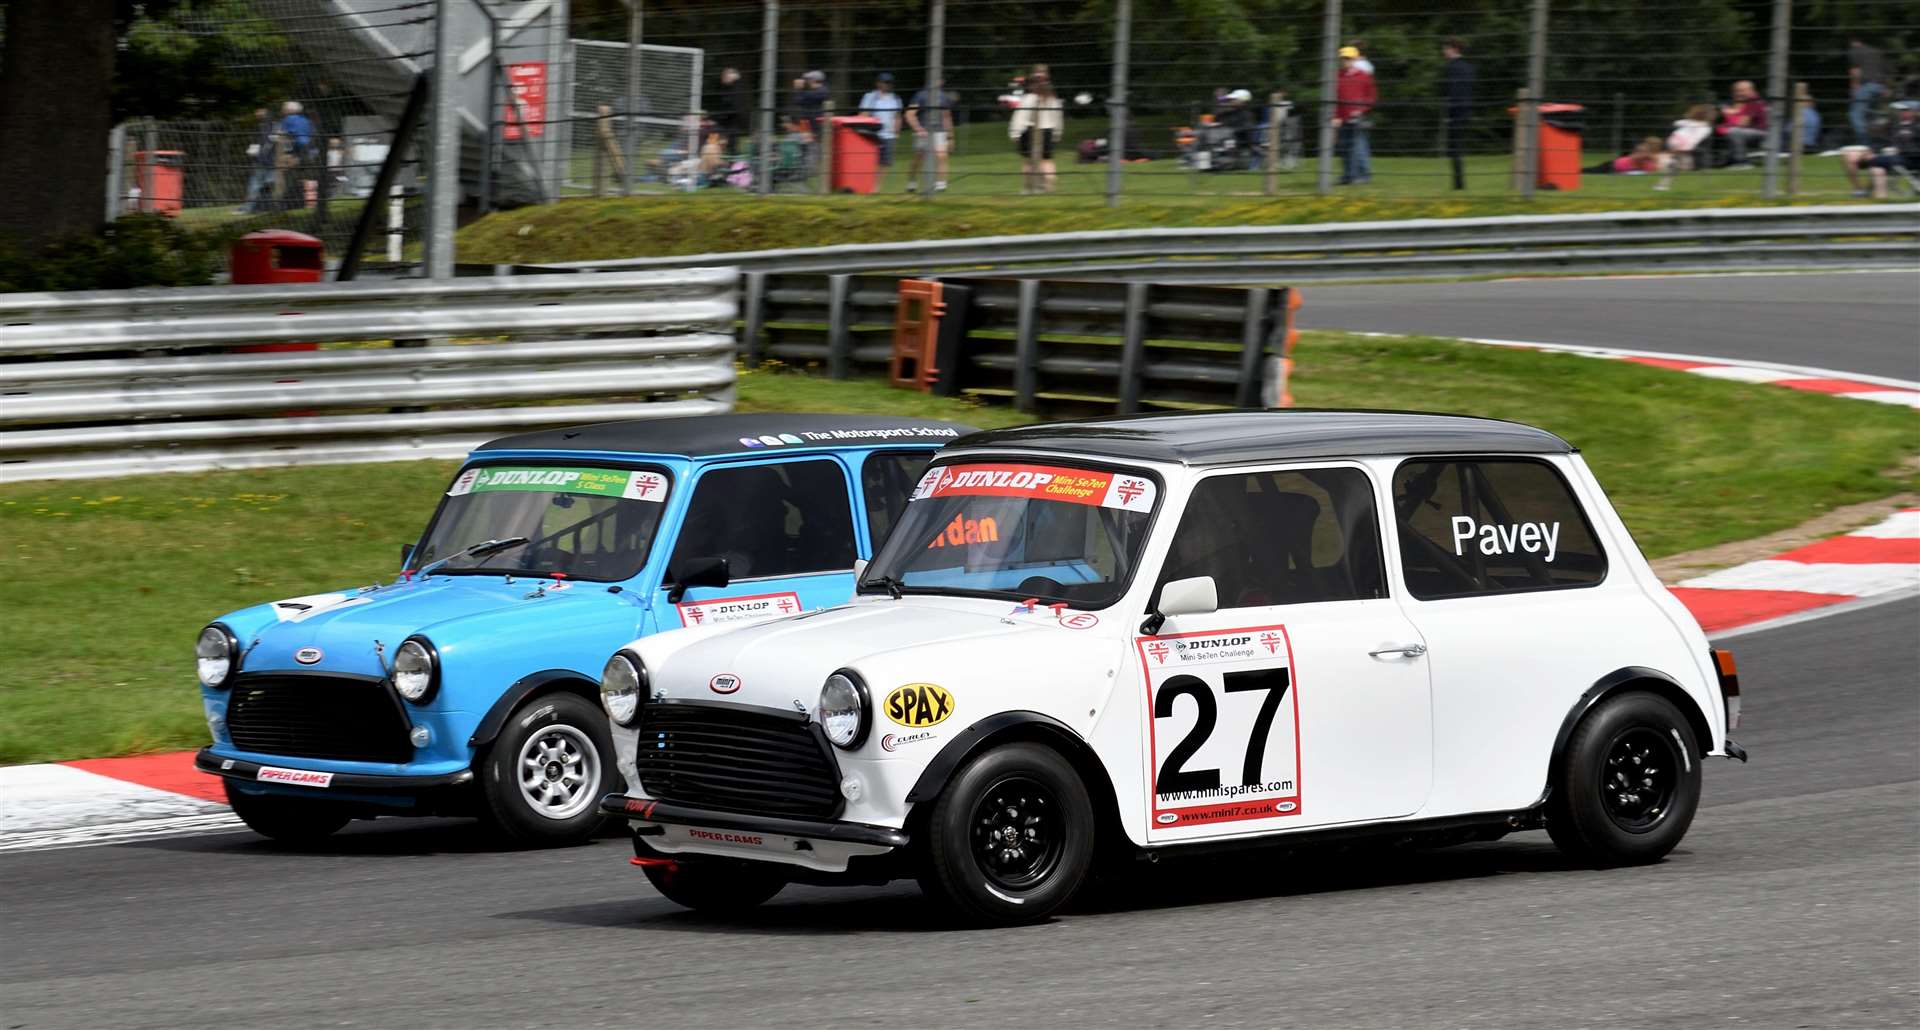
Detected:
[
  {"left": 226, "top": 674, "right": 412, "bottom": 764},
  {"left": 636, "top": 702, "right": 841, "bottom": 818}
]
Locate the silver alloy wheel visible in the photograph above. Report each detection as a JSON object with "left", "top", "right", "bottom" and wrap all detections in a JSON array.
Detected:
[{"left": 516, "top": 724, "right": 599, "bottom": 821}]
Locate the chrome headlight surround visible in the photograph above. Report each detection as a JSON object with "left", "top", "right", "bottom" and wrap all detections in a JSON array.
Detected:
[
  {"left": 196, "top": 624, "right": 239, "bottom": 689},
  {"left": 600, "top": 651, "right": 644, "bottom": 727},
  {"left": 393, "top": 636, "right": 440, "bottom": 703},
  {"left": 816, "top": 669, "right": 871, "bottom": 750}
]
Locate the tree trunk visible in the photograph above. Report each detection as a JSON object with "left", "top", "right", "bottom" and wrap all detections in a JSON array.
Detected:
[{"left": 0, "top": 0, "right": 118, "bottom": 246}]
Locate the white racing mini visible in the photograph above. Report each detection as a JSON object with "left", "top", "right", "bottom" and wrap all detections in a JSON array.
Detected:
[{"left": 597, "top": 411, "right": 1747, "bottom": 924}]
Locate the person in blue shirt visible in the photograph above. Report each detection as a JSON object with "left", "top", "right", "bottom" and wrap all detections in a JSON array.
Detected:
[
  {"left": 279, "top": 101, "right": 314, "bottom": 157},
  {"left": 859, "top": 73, "right": 904, "bottom": 177}
]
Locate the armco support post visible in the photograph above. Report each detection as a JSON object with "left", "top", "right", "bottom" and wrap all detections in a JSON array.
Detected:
[
  {"left": 1115, "top": 282, "right": 1149, "bottom": 414},
  {"left": 741, "top": 271, "right": 768, "bottom": 367},
  {"left": 826, "top": 274, "right": 852, "bottom": 378},
  {"left": 1013, "top": 279, "right": 1041, "bottom": 413}
]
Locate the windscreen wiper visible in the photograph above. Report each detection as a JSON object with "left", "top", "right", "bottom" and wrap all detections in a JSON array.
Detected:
[
  {"left": 859, "top": 574, "right": 906, "bottom": 600},
  {"left": 417, "top": 536, "right": 531, "bottom": 579}
]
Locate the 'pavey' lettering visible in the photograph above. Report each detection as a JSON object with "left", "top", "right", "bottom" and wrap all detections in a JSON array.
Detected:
[{"left": 1450, "top": 516, "right": 1560, "bottom": 562}]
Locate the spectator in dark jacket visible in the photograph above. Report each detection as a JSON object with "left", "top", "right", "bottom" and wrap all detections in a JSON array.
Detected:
[
  {"left": 710, "top": 66, "right": 751, "bottom": 150},
  {"left": 790, "top": 70, "right": 830, "bottom": 137},
  {"left": 1332, "top": 46, "right": 1376, "bottom": 185},
  {"left": 1848, "top": 37, "right": 1890, "bottom": 146},
  {"left": 1442, "top": 37, "right": 1474, "bottom": 190}
]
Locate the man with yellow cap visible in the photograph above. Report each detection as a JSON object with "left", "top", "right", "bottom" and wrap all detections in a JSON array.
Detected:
[{"left": 1332, "top": 45, "right": 1377, "bottom": 185}]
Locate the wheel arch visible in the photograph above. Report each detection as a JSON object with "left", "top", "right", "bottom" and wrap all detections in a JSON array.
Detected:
[
  {"left": 904, "top": 711, "right": 1126, "bottom": 853},
  {"left": 468, "top": 669, "right": 601, "bottom": 751},
  {"left": 1551, "top": 666, "right": 1715, "bottom": 771}
]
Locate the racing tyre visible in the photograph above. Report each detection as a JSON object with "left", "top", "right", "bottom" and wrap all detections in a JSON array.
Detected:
[
  {"left": 1547, "top": 692, "right": 1702, "bottom": 866},
  {"left": 642, "top": 859, "right": 787, "bottom": 914},
  {"left": 224, "top": 780, "right": 352, "bottom": 843},
  {"left": 918, "top": 742, "right": 1095, "bottom": 925},
  {"left": 477, "top": 692, "right": 616, "bottom": 846}
]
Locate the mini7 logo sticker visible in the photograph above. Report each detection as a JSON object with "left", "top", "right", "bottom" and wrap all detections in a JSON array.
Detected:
[
  {"left": 1260, "top": 632, "right": 1283, "bottom": 654},
  {"left": 1115, "top": 478, "right": 1146, "bottom": 504},
  {"left": 1146, "top": 641, "right": 1170, "bottom": 664}
]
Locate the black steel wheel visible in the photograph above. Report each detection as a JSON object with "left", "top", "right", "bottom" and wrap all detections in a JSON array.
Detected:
[
  {"left": 968, "top": 775, "right": 1067, "bottom": 892},
  {"left": 1547, "top": 691, "right": 1703, "bottom": 866},
  {"left": 919, "top": 742, "right": 1095, "bottom": 925}
]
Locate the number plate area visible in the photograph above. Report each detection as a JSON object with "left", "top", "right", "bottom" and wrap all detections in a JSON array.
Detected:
[{"left": 1137, "top": 624, "right": 1302, "bottom": 840}]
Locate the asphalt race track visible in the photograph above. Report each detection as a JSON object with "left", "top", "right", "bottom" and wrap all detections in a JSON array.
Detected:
[
  {"left": 3, "top": 270, "right": 1917, "bottom": 1027},
  {"left": 2, "top": 594, "right": 1915, "bottom": 1029},
  {"left": 1295, "top": 270, "right": 1920, "bottom": 381}
]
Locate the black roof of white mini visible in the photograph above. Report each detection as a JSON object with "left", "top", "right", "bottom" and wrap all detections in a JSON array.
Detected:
[
  {"left": 478, "top": 414, "right": 977, "bottom": 458},
  {"left": 950, "top": 410, "right": 1573, "bottom": 466}
]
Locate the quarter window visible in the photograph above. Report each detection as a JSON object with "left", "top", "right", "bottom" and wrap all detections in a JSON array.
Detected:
[
  {"left": 1156, "top": 467, "right": 1387, "bottom": 609},
  {"left": 669, "top": 459, "right": 856, "bottom": 580},
  {"left": 861, "top": 451, "right": 935, "bottom": 549},
  {"left": 1392, "top": 458, "right": 1606, "bottom": 600}
]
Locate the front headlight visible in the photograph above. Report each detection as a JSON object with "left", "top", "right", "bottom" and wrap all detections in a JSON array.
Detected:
[
  {"left": 817, "top": 671, "right": 870, "bottom": 750},
  {"left": 393, "top": 638, "right": 439, "bottom": 703},
  {"left": 601, "top": 652, "right": 643, "bottom": 726},
  {"left": 196, "top": 625, "right": 237, "bottom": 688}
]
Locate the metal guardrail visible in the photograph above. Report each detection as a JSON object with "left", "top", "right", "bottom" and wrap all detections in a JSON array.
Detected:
[
  {"left": 548, "top": 205, "right": 1920, "bottom": 283},
  {"left": 0, "top": 269, "right": 739, "bottom": 482}
]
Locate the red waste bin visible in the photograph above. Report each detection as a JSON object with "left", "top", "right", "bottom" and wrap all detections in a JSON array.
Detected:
[
  {"left": 829, "top": 115, "right": 883, "bottom": 194},
  {"left": 230, "top": 230, "right": 325, "bottom": 353},
  {"left": 1537, "top": 103, "right": 1585, "bottom": 191},
  {"left": 134, "top": 150, "right": 185, "bottom": 215}
]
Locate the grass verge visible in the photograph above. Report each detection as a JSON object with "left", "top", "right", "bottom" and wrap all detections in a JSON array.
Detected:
[{"left": 3, "top": 334, "right": 1912, "bottom": 764}]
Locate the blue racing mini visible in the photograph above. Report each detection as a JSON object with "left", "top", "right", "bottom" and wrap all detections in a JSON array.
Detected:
[{"left": 193, "top": 414, "right": 971, "bottom": 845}]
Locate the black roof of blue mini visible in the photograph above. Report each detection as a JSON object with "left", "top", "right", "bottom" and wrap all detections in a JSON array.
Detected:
[
  {"left": 950, "top": 410, "right": 1573, "bottom": 466},
  {"left": 479, "top": 414, "right": 977, "bottom": 458}
]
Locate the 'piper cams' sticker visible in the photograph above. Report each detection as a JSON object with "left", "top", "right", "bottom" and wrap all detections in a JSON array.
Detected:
[
  {"left": 911, "top": 463, "right": 1156, "bottom": 512},
  {"left": 675, "top": 591, "right": 802, "bottom": 628},
  {"left": 884, "top": 683, "right": 954, "bottom": 727},
  {"left": 1138, "top": 624, "right": 1302, "bottom": 835},
  {"left": 447, "top": 466, "right": 668, "bottom": 503}
]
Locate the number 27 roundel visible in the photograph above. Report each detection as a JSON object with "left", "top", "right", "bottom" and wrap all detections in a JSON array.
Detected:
[{"left": 1137, "top": 624, "right": 1301, "bottom": 835}]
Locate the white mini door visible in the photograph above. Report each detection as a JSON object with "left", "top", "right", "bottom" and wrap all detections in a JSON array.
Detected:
[{"left": 1138, "top": 464, "right": 1433, "bottom": 844}]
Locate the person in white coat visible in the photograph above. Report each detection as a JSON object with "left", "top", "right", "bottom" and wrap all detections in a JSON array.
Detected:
[{"left": 1009, "top": 68, "right": 1063, "bottom": 193}]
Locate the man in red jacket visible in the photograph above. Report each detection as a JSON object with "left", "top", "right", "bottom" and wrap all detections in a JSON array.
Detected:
[{"left": 1332, "top": 45, "right": 1377, "bottom": 184}]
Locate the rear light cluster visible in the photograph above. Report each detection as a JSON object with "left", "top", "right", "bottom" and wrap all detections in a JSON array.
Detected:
[{"left": 1711, "top": 649, "right": 1741, "bottom": 732}]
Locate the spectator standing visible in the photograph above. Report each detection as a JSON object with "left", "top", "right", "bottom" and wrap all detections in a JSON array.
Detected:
[
  {"left": 242, "top": 107, "right": 275, "bottom": 212},
  {"left": 275, "top": 100, "right": 315, "bottom": 209},
  {"left": 859, "top": 73, "right": 904, "bottom": 178},
  {"left": 789, "top": 71, "right": 831, "bottom": 179},
  {"left": 1332, "top": 46, "right": 1376, "bottom": 185},
  {"left": 1348, "top": 41, "right": 1374, "bottom": 75},
  {"left": 905, "top": 79, "right": 957, "bottom": 192},
  {"left": 1009, "top": 68, "right": 1063, "bottom": 193},
  {"left": 1441, "top": 37, "right": 1474, "bottom": 190},
  {"left": 711, "top": 66, "right": 752, "bottom": 151},
  {"left": 1848, "top": 37, "right": 1890, "bottom": 146},
  {"left": 1717, "top": 80, "right": 1768, "bottom": 168}
]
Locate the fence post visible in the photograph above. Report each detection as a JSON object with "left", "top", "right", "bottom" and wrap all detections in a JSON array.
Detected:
[
  {"left": 104, "top": 123, "right": 126, "bottom": 222},
  {"left": 1521, "top": 0, "right": 1547, "bottom": 200},
  {"left": 1265, "top": 92, "right": 1281, "bottom": 195},
  {"left": 826, "top": 273, "right": 852, "bottom": 378},
  {"left": 1315, "top": 0, "right": 1340, "bottom": 195},
  {"left": 1511, "top": 88, "right": 1530, "bottom": 193},
  {"left": 424, "top": 0, "right": 460, "bottom": 278},
  {"left": 1106, "top": 0, "right": 1130, "bottom": 208},
  {"left": 757, "top": 0, "right": 778, "bottom": 196},
  {"left": 625, "top": 0, "right": 642, "bottom": 196},
  {"left": 1788, "top": 81, "right": 1809, "bottom": 195},
  {"left": 1013, "top": 279, "right": 1041, "bottom": 413},
  {"left": 1762, "top": 0, "right": 1791, "bottom": 199},
  {"left": 926, "top": 0, "right": 945, "bottom": 197},
  {"left": 819, "top": 100, "right": 835, "bottom": 194}
]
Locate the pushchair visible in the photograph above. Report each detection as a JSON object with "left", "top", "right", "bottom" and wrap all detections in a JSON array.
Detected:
[{"left": 1175, "top": 116, "right": 1247, "bottom": 171}]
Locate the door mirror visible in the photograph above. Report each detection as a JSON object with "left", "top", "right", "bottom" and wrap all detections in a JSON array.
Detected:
[
  {"left": 666, "top": 555, "right": 730, "bottom": 604},
  {"left": 1159, "top": 576, "right": 1219, "bottom": 618},
  {"left": 399, "top": 543, "right": 415, "bottom": 569},
  {"left": 852, "top": 558, "right": 868, "bottom": 579}
]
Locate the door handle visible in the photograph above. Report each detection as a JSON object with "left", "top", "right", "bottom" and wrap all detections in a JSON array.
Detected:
[{"left": 1368, "top": 643, "right": 1427, "bottom": 659}]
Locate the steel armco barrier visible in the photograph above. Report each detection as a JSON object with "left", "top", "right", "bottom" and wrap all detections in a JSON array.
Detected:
[
  {"left": 547, "top": 205, "right": 1920, "bottom": 283},
  {"left": 0, "top": 269, "right": 739, "bottom": 482}
]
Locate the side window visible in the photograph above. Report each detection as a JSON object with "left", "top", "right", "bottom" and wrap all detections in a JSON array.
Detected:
[
  {"left": 1156, "top": 467, "right": 1387, "bottom": 609},
  {"left": 1392, "top": 458, "right": 1606, "bottom": 600},
  {"left": 861, "top": 451, "right": 934, "bottom": 549},
  {"left": 669, "top": 459, "right": 856, "bottom": 579}
]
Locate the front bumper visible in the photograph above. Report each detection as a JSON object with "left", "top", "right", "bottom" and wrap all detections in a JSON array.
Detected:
[
  {"left": 601, "top": 793, "right": 908, "bottom": 873},
  {"left": 195, "top": 749, "right": 476, "bottom": 795}
]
